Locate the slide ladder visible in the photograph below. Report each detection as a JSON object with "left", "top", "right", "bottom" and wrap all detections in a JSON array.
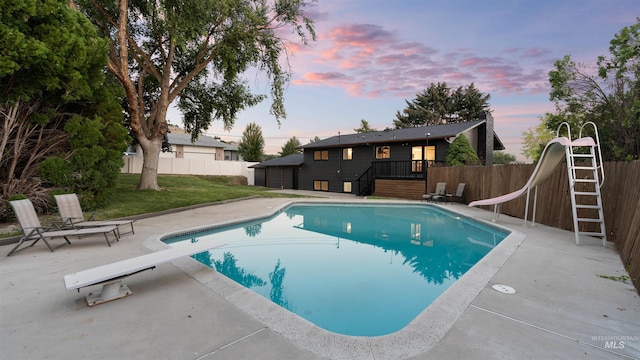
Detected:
[{"left": 558, "top": 122, "right": 607, "bottom": 246}]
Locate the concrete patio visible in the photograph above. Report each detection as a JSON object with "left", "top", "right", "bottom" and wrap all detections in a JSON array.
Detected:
[{"left": 1, "top": 192, "right": 638, "bottom": 359}]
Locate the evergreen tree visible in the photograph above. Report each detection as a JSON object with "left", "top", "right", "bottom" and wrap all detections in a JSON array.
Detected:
[
  {"left": 445, "top": 134, "right": 480, "bottom": 166},
  {"left": 237, "top": 123, "right": 264, "bottom": 162},
  {"left": 354, "top": 119, "right": 378, "bottom": 133},
  {"left": 394, "top": 82, "right": 490, "bottom": 128},
  {"left": 280, "top": 136, "right": 302, "bottom": 156},
  {"left": 0, "top": 0, "right": 128, "bottom": 218}
]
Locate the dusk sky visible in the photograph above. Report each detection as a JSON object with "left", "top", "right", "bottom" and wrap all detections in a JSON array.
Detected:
[{"left": 168, "top": 1, "right": 639, "bottom": 162}]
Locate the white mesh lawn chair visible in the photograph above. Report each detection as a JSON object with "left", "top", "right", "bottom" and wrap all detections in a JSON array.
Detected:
[
  {"left": 8, "top": 199, "right": 119, "bottom": 256},
  {"left": 445, "top": 183, "right": 466, "bottom": 203},
  {"left": 55, "top": 194, "right": 135, "bottom": 237},
  {"left": 422, "top": 182, "right": 447, "bottom": 202}
]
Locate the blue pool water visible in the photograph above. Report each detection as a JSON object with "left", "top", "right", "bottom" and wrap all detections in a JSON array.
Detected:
[{"left": 164, "top": 203, "right": 508, "bottom": 336}]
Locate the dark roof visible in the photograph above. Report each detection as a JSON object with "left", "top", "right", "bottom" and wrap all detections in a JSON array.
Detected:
[
  {"left": 250, "top": 153, "right": 304, "bottom": 168},
  {"left": 167, "top": 133, "right": 237, "bottom": 151},
  {"left": 301, "top": 120, "right": 486, "bottom": 149},
  {"left": 494, "top": 135, "right": 506, "bottom": 151}
]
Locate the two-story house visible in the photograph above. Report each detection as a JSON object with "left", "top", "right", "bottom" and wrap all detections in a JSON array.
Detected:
[{"left": 252, "top": 113, "right": 504, "bottom": 195}]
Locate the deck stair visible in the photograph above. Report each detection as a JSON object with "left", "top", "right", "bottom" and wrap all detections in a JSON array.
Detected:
[{"left": 558, "top": 122, "right": 607, "bottom": 246}]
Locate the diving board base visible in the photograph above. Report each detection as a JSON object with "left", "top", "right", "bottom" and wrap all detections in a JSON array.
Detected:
[
  {"left": 86, "top": 280, "right": 132, "bottom": 306},
  {"left": 64, "top": 239, "right": 227, "bottom": 306}
]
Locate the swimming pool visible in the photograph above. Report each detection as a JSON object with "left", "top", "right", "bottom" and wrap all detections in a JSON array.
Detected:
[{"left": 164, "top": 203, "right": 508, "bottom": 336}]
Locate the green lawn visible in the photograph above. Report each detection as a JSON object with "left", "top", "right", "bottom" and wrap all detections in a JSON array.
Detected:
[
  {"left": 93, "top": 174, "right": 302, "bottom": 219},
  {"left": 1, "top": 174, "right": 303, "bottom": 238}
]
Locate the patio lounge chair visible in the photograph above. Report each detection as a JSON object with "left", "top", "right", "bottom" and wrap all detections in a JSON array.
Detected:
[
  {"left": 54, "top": 194, "right": 135, "bottom": 237},
  {"left": 7, "top": 199, "right": 119, "bottom": 256},
  {"left": 446, "top": 183, "right": 466, "bottom": 203},
  {"left": 422, "top": 182, "right": 446, "bottom": 202}
]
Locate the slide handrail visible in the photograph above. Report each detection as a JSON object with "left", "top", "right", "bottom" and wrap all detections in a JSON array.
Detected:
[
  {"left": 556, "top": 121, "right": 572, "bottom": 139},
  {"left": 579, "top": 121, "right": 605, "bottom": 187}
]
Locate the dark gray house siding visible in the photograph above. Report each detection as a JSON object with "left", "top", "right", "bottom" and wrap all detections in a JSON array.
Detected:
[
  {"left": 297, "top": 139, "right": 446, "bottom": 194},
  {"left": 264, "top": 167, "right": 298, "bottom": 189},
  {"left": 254, "top": 168, "right": 266, "bottom": 187},
  {"left": 250, "top": 154, "right": 303, "bottom": 190},
  {"left": 253, "top": 114, "right": 505, "bottom": 195},
  {"left": 298, "top": 146, "right": 373, "bottom": 193}
]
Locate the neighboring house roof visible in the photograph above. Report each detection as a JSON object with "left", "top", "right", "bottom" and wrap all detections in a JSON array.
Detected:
[
  {"left": 167, "top": 132, "right": 237, "bottom": 151},
  {"left": 301, "top": 120, "right": 505, "bottom": 150},
  {"left": 223, "top": 143, "right": 238, "bottom": 151},
  {"left": 250, "top": 154, "right": 304, "bottom": 168}
]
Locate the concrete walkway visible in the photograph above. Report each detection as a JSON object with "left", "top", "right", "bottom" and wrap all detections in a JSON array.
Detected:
[{"left": 1, "top": 192, "right": 638, "bottom": 359}]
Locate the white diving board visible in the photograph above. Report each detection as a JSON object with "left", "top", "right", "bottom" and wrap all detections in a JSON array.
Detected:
[{"left": 64, "top": 239, "right": 227, "bottom": 306}]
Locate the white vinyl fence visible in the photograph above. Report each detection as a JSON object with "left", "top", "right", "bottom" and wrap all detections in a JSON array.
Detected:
[{"left": 122, "top": 156, "right": 257, "bottom": 185}]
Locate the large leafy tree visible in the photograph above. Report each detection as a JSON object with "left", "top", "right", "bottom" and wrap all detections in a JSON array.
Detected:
[
  {"left": 492, "top": 151, "right": 517, "bottom": 165},
  {"left": 279, "top": 136, "right": 301, "bottom": 156},
  {"left": 547, "top": 18, "right": 640, "bottom": 161},
  {"left": 521, "top": 114, "right": 557, "bottom": 163},
  {"left": 237, "top": 122, "right": 264, "bottom": 162},
  {"left": 75, "top": 0, "right": 316, "bottom": 190},
  {"left": 0, "top": 0, "right": 128, "bottom": 218},
  {"left": 394, "top": 82, "right": 491, "bottom": 128}
]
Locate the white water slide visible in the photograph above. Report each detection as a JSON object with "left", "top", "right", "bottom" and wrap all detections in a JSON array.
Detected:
[
  {"left": 468, "top": 136, "right": 572, "bottom": 225},
  {"left": 469, "top": 121, "right": 605, "bottom": 248}
]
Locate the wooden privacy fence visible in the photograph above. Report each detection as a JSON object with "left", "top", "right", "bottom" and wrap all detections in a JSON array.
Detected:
[{"left": 375, "top": 161, "right": 640, "bottom": 294}]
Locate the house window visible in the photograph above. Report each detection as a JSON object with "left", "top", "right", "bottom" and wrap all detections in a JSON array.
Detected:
[
  {"left": 411, "top": 145, "right": 436, "bottom": 172},
  {"left": 342, "top": 222, "right": 352, "bottom": 234},
  {"left": 411, "top": 223, "right": 421, "bottom": 241},
  {"left": 314, "top": 180, "right": 329, "bottom": 191},
  {"left": 314, "top": 150, "right": 329, "bottom": 160},
  {"left": 313, "top": 217, "right": 328, "bottom": 227},
  {"left": 342, "top": 148, "right": 353, "bottom": 160},
  {"left": 375, "top": 146, "right": 390, "bottom": 159},
  {"left": 343, "top": 182, "right": 352, "bottom": 193}
]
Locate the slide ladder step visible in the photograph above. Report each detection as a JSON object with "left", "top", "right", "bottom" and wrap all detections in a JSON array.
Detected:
[
  {"left": 576, "top": 204, "right": 600, "bottom": 209},
  {"left": 577, "top": 217, "right": 603, "bottom": 223},
  {"left": 574, "top": 191, "right": 598, "bottom": 196},
  {"left": 573, "top": 179, "right": 597, "bottom": 184},
  {"left": 578, "top": 231, "right": 606, "bottom": 237},
  {"left": 561, "top": 121, "right": 607, "bottom": 247}
]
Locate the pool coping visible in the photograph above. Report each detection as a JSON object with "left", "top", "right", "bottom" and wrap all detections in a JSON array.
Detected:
[{"left": 144, "top": 199, "right": 526, "bottom": 360}]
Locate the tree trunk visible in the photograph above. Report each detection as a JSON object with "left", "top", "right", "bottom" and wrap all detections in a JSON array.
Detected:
[{"left": 137, "top": 136, "right": 162, "bottom": 190}]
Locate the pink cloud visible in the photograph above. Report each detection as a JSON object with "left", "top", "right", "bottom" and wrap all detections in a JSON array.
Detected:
[
  {"left": 327, "top": 24, "right": 394, "bottom": 49},
  {"left": 523, "top": 48, "right": 551, "bottom": 58},
  {"left": 305, "top": 72, "right": 348, "bottom": 81},
  {"left": 287, "top": 20, "right": 557, "bottom": 101},
  {"left": 460, "top": 57, "right": 498, "bottom": 67}
]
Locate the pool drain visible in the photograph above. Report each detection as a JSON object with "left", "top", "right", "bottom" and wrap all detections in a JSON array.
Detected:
[{"left": 491, "top": 284, "right": 516, "bottom": 294}]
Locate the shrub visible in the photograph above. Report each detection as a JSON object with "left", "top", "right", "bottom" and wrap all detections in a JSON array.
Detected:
[{"left": 445, "top": 133, "right": 480, "bottom": 166}]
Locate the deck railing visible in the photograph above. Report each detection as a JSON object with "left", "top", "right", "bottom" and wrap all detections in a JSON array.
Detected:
[{"left": 372, "top": 160, "right": 430, "bottom": 179}]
